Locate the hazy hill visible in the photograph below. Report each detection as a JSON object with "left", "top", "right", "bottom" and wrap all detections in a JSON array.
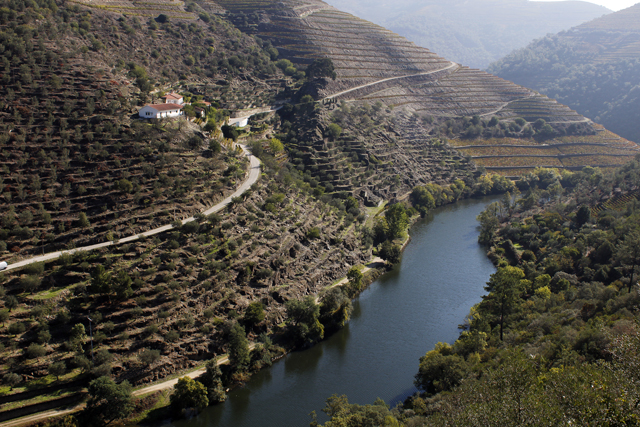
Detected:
[
  {"left": 322, "top": 0, "right": 611, "bottom": 69},
  {"left": 488, "top": 4, "right": 640, "bottom": 143}
]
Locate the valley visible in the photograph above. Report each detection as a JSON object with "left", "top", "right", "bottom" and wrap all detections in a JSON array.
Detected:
[{"left": 0, "top": 0, "right": 639, "bottom": 426}]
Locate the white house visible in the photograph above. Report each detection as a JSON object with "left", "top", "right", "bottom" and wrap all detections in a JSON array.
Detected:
[
  {"left": 228, "top": 117, "right": 249, "bottom": 127},
  {"left": 139, "top": 103, "right": 184, "bottom": 119},
  {"left": 164, "top": 92, "right": 184, "bottom": 105}
]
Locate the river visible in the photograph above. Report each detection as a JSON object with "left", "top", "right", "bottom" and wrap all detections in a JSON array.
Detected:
[{"left": 170, "top": 197, "right": 497, "bottom": 427}]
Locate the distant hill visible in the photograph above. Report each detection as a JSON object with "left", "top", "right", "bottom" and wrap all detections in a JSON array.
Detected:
[
  {"left": 321, "top": 0, "right": 611, "bottom": 69},
  {"left": 488, "top": 4, "right": 640, "bottom": 143}
]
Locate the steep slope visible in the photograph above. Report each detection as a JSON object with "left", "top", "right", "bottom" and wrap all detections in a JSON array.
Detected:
[
  {"left": 322, "top": 0, "right": 611, "bottom": 69},
  {"left": 0, "top": 0, "right": 638, "bottom": 419},
  {"left": 488, "top": 4, "right": 640, "bottom": 143},
  {"left": 216, "top": 0, "right": 638, "bottom": 179}
]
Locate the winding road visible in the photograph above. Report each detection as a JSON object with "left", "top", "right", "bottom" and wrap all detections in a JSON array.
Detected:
[
  {"left": 0, "top": 145, "right": 261, "bottom": 274},
  {"left": 322, "top": 62, "right": 458, "bottom": 101}
]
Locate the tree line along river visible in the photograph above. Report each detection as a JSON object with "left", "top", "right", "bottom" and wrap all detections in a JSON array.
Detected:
[{"left": 170, "top": 196, "right": 498, "bottom": 427}]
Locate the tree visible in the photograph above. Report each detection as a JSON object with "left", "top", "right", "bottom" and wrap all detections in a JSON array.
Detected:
[
  {"left": 285, "top": 296, "right": 324, "bottom": 346},
  {"left": 326, "top": 123, "right": 342, "bottom": 141},
  {"left": 49, "top": 361, "right": 66, "bottom": 381},
  {"left": 384, "top": 204, "right": 408, "bottom": 239},
  {"left": 170, "top": 377, "right": 208, "bottom": 416},
  {"left": 4, "top": 295, "right": 18, "bottom": 312},
  {"left": 200, "top": 360, "right": 226, "bottom": 403},
  {"left": 2, "top": 372, "right": 21, "bottom": 391},
  {"left": 415, "top": 343, "right": 468, "bottom": 394},
  {"left": 575, "top": 205, "right": 591, "bottom": 227},
  {"left": 90, "top": 265, "right": 112, "bottom": 296},
  {"left": 484, "top": 266, "right": 525, "bottom": 340},
  {"left": 379, "top": 241, "right": 401, "bottom": 265},
  {"left": 26, "top": 343, "right": 47, "bottom": 360},
  {"left": 243, "top": 302, "right": 265, "bottom": 329},
  {"left": 346, "top": 266, "right": 363, "bottom": 295},
  {"left": 320, "top": 288, "right": 352, "bottom": 327},
  {"left": 410, "top": 186, "right": 435, "bottom": 215},
  {"left": 617, "top": 231, "right": 640, "bottom": 293},
  {"left": 78, "top": 212, "right": 90, "bottom": 228},
  {"left": 269, "top": 138, "right": 283, "bottom": 153},
  {"left": 84, "top": 376, "right": 134, "bottom": 426},
  {"left": 306, "top": 58, "right": 337, "bottom": 80},
  {"left": 228, "top": 322, "right": 250, "bottom": 371},
  {"left": 116, "top": 178, "right": 133, "bottom": 194}
]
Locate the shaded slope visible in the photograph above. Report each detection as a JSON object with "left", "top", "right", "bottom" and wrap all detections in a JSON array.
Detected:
[{"left": 488, "top": 4, "right": 640, "bottom": 143}]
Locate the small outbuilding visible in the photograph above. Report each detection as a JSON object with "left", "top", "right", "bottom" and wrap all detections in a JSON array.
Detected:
[
  {"left": 164, "top": 92, "right": 184, "bottom": 105},
  {"left": 139, "top": 103, "right": 184, "bottom": 119}
]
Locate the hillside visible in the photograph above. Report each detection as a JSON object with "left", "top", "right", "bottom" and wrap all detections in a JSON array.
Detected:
[
  {"left": 322, "top": 0, "right": 611, "bottom": 69},
  {"left": 0, "top": 0, "right": 638, "bottom": 423},
  {"left": 222, "top": 0, "right": 639, "bottom": 179},
  {"left": 488, "top": 4, "right": 640, "bottom": 143},
  {"left": 316, "top": 164, "right": 640, "bottom": 425}
]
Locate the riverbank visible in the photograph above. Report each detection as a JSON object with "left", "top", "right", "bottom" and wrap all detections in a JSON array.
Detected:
[{"left": 3, "top": 194, "right": 497, "bottom": 427}]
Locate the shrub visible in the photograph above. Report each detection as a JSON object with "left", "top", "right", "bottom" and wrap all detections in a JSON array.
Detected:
[{"left": 139, "top": 348, "right": 161, "bottom": 365}]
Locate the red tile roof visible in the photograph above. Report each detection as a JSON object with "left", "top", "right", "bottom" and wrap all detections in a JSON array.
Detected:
[
  {"left": 146, "top": 103, "right": 184, "bottom": 111},
  {"left": 164, "top": 93, "right": 183, "bottom": 100}
]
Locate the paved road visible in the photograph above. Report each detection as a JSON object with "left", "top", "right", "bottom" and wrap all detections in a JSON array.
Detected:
[{"left": 0, "top": 145, "right": 261, "bottom": 274}]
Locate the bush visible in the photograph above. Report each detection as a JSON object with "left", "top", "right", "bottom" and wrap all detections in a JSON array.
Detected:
[
  {"left": 26, "top": 343, "right": 47, "bottom": 359},
  {"left": 139, "top": 348, "right": 161, "bottom": 365},
  {"left": 307, "top": 227, "right": 321, "bottom": 239}
]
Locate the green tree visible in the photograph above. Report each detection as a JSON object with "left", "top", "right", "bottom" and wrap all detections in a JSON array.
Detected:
[
  {"left": 228, "top": 322, "right": 250, "bottom": 371},
  {"left": 484, "top": 266, "right": 525, "bottom": 340},
  {"left": 306, "top": 58, "right": 337, "bottom": 80},
  {"left": 243, "top": 302, "right": 265, "bottom": 329},
  {"left": 2, "top": 372, "right": 21, "bottom": 391},
  {"left": 90, "top": 265, "right": 112, "bottom": 296},
  {"left": 170, "top": 377, "right": 208, "bottom": 416},
  {"left": 78, "top": 212, "right": 90, "bottom": 228},
  {"left": 415, "top": 343, "right": 468, "bottom": 394},
  {"left": 112, "top": 270, "right": 133, "bottom": 300},
  {"left": 49, "top": 361, "right": 66, "bottom": 381},
  {"left": 384, "top": 203, "right": 408, "bottom": 239},
  {"left": 285, "top": 296, "right": 324, "bottom": 346},
  {"left": 326, "top": 123, "right": 342, "bottom": 141},
  {"left": 269, "top": 138, "right": 284, "bottom": 153},
  {"left": 199, "top": 360, "right": 226, "bottom": 403},
  {"left": 379, "top": 241, "right": 401, "bottom": 265},
  {"left": 25, "top": 343, "right": 47, "bottom": 360},
  {"left": 84, "top": 376, "right": 134, "bottom": 426},
  {"left": 617, "top": 231, "right": 640, "bottom": 293},
  {"left": 346, "top": 266, "right": 363, "bottom": 296},
  {"left": 410, "top": 186, "right": 436, "bottom": 215},
  {"left": 320, "top": 287, "right": 352, "bottom": 328}
]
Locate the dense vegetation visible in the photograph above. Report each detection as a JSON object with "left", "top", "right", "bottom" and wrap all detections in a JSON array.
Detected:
[
  {"left": 489, "top": 5, "right": 640, "bottom": 143},
  {"left": 316, "top": 162, "right": 640, "bottom": 425},
  {"left": 324, "top": 0, "right": 609, "bottom": 69}
]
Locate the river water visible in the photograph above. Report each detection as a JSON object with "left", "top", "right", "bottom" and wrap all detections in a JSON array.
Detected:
[{"left": 170, "top": 197, "right": 497, "bottom": 427}]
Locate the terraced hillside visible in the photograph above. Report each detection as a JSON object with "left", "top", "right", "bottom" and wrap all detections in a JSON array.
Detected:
[
  {"left": 489, "top": 4, "right": 640, "bottom": 142},
  {"left": 207, "top": 0, "right": 639, "bottom": 180}
]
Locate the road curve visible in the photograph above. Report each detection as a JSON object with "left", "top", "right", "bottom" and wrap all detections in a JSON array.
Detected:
[{"left": 1, "top": 145, "right": 261, "bottom": 274}]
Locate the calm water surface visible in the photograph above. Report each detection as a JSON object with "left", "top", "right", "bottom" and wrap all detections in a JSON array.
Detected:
[{"left": 171, "top": 197, "right": 497, "bottom": 427}]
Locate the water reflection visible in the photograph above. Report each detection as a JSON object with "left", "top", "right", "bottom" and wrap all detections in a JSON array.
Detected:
[{"left": 171, "top": 197, "right": 498, "bottom": 427}]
